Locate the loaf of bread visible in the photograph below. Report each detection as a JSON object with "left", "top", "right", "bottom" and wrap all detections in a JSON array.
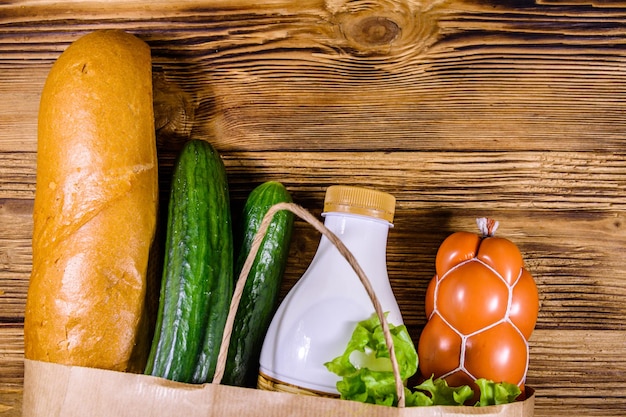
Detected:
[{"left": 24, "top": 29, "right": 158, "bottom": 372}]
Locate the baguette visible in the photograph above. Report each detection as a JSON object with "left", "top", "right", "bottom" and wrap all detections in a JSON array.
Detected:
[{"left": 24, "top": 29, "right": 158, "bottom": 372}]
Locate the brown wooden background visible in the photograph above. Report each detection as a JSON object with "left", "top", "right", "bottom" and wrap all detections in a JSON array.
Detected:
[{"left": 1, "top": 0, "right": 626, "bottom": 415}]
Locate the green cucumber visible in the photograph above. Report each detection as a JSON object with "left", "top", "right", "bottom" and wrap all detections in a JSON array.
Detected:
[
  {"left": 145, "top": 139, "right": 233, "bottom": 383},
  {"left": 222, "top": 181, "right": 294, "bottom": 387}
]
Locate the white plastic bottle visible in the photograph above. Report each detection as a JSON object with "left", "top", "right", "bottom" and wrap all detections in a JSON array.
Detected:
[{"left": 258, "top": 185, "right": 403, "bottom": 395}]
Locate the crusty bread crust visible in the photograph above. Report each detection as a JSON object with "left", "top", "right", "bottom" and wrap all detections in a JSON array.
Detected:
[{"left": 24, "top": 30, "right": 158, "bottom": 372}]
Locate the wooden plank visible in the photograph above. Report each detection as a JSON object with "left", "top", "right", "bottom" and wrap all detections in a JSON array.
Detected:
[
  {"left": 7, "top": 149, "right": 626, "bottom": 213},
  {"left": 3, "top": 204, "right": 626, "bottom": 330},
  {"left": 0, "top": 154, "right": 35, "bottom": 200},
  {"left": 2, "top": 150, "right": 626, "bottom": 328},
  {"left": 4, "top": 150, "right": 626, "bottom": 209},
  {"left": 0, "top": 325, "right": 23, "bottom": 388},
  {"left": 2, "top": 4, "right": 626, "bottom": 153},
  {"left": 0, "top": 324, "right": 22, "bottom": 417},
  {"left": 528, "top": 330, "right": 626, "bottom": 415},
  {"left": 0, "top": 389, "right": 22, "bottom": 417}
]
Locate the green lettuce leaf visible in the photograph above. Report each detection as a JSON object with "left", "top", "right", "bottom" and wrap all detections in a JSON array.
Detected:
[
  {"left": 324, "top": 313, "right": 418, "bottom": 406},
  {"left": 475, "top": 378, "right": 521, "bottom": 406},
  {"left": 325, "top": 313, "right": 523, "bottom": 408},
  {"left": 408, "top": 375, "right": 474, "bottom": 406}
]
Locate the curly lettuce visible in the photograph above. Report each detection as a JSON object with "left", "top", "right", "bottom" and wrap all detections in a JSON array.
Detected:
[
  {"left": 325, "top": 313, "right": 522, "bottom": 407},
  {"left": 407, "top": 375, "right": 474, "bottom": 406},
  {"left": 475, "top": 378, "right": 521, "bottom": 406},
  {"left": 324, "top": 313, "right": 418, "bottom": 406}
]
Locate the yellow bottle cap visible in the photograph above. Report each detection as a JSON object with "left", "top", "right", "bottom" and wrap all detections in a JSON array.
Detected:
[{"left": 323, "top": 185, "right": 396, "bottom": 223}]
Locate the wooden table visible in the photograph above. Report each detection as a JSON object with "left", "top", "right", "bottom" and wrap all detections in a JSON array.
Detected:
[{"left": 1, "top": 1, "right": 625, "bottom": 415}]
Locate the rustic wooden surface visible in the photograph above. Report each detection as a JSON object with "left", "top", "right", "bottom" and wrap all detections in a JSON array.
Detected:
[{"left": 1, "top": 0, "right": 626, "bottom": 415}]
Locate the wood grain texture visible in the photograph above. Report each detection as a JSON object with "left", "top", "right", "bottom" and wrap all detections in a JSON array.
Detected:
[{"left": 1, "top": 0, "right": 626, "bottom": 416}]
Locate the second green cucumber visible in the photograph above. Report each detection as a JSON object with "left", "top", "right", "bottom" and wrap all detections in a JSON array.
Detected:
[{"left": 222, "top": 181, "right": 294, "bottom": 387}]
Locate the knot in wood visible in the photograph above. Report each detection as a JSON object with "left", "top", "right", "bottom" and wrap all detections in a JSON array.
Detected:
[
  {"left": 152, "top": 71, "right": 195, "bottom": 151},
  {"left": 334, "top": 6, "right": 437, "bottom": 57},
  {"left": 349, "top": 16, "right": 400, "bottom": 46}
]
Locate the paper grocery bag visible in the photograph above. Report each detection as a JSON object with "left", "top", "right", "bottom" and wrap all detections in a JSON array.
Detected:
[
  {"left": 23, "top": 202, "right": 535, "bottom": 417},
  {"left": 23, "top": 359, "right": 534, "bottom": 417}
]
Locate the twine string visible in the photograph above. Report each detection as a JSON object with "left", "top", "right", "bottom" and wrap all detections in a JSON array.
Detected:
[{"left": 212, "top": 202, "right": 405, "bottom": 408}]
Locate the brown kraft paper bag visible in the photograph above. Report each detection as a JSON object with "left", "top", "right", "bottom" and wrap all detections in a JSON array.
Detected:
[{"left": 23, "top": 202, "right": 535, "bottom": 417}]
